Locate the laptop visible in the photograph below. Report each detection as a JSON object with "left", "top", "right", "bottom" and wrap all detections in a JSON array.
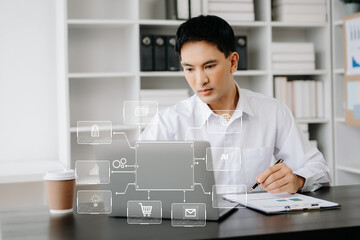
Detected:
[{"left": 92, "top": 135, "right": 238, "bottom": 221}]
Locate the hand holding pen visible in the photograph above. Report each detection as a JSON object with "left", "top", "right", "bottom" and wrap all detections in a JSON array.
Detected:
[{"left": 250, "top": 158, "right": 305, "bottom": 194}]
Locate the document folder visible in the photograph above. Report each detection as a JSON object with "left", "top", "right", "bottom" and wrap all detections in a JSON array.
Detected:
[
  {"left": 154, "top": 35, "right": 167, "bottom": 71},
  {"left": 224, "top": 192, "right": 340, "bottom": 214},
  {"left": 235, "top": 35, "right": 247, "bottom": 70},
  {"left": 166, "top": 36, "right": 180, "bottom": 71},
  {"left": 140, "top": 34, "right": 154, "bottom": 71}
]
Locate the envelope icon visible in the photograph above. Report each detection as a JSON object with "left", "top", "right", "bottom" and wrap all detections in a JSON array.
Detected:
[{"left": 184, "top": 208, "right": 197, "bottom": 218}]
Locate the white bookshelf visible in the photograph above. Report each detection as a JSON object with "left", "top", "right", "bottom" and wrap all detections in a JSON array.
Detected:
[
  {"left": 331, "top": 0, "right": 360, "bottom": 185},
  {"left": 66, "top": 0, "right": 335, "bottom": 182}
]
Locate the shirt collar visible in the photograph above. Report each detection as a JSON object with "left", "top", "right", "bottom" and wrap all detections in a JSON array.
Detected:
[
  {"left": 196, "top": 82, "right": 254, "bottom": 125},
  {"left": 236, "top": 82, "right": 254, "bottom": 117},
  {"left": 197, "top": 95, "right": 213, "bottom": 125}
]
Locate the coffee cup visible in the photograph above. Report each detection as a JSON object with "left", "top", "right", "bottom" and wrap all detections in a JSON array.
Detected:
[{"left": 44, "top": 169, "right": 75, "bottom": 214}]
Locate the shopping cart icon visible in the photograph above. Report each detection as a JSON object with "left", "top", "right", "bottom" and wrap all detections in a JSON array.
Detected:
[{"left": 139, "top": 203, "right": 152, "bottom": 217}]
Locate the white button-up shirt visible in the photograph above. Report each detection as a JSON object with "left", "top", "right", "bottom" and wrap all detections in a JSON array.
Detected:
[{"left": 139, "top": 86, "right": 331, "bottom": 192}]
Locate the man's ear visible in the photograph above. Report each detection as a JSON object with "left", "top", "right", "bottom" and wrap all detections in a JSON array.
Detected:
[{"left": 229, "top": 52, "right": 239, "bottom": 73}]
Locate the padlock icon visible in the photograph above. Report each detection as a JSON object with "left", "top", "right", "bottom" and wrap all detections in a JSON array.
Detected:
[{"left": 91, "top": 124, "right": 100, "bottom": 138}]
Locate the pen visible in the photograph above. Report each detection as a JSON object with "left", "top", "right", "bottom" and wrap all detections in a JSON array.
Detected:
[
  {"left": 284, "top": 204, "right": 320, "bottom": 211},
  {"left": 249, "top": 158, "right": 284, "bottom": 193}
]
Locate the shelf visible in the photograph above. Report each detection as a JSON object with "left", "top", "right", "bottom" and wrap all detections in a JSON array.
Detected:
[
  {"left": 70, "top": 124, "right": 138, "bottom": 133},
  {"left": 335, "top": 118, "right": 346, "bottom": 123},
  {"left": 333, "top": 20, "right": 343, "bottom": 27},
  {"left": 140, "top": 70, "right": 269, "bottom": 77},
  {"left": 139, "top": 20, "right": 269, "bottom": 30},
  {"left": 296, "top": 118, "right": 329, "bottom": 124},
  {"left": 234, "top": 70, "right": 268, "bottom": 76},
  {"left": 334, "top": 68, "right": 344, "bottom": 75},
  {"left": 271, "top": 21, "right": 327, "bottom": 28},
  {"left": 337, "top": 165, "right": 360, "bottom": 175},
  {"left": 139, "top": 19, "right": 184, "bottom": 26},
  {"left": 229, "top": 21, "right": 268, "bottom": 28},
  {"left": 272, "top": 70, "right": 327, "bottom": 76},
  {"left": 68, "top": 19, "right": 135, "bottom": 28},
  {"left": 68, "top": 72, "right": 136, "bottom": 79},
  {"left": 140, "top": 71, "right": 184, "bottom": 77},
  {"left": 139, "top": 19, "right": 268, "bottom": 28}
]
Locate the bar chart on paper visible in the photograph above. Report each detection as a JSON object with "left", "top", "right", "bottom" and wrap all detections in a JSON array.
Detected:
[{"left": 345, "top": 17, "right": 360, "bottom": 76}]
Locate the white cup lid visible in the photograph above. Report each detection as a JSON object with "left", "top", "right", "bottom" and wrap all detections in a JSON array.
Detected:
[{"left": 44, "top": 169, "right": 75, "bottom": 181}]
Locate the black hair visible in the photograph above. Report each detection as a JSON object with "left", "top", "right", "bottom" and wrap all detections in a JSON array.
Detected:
[{"left": 175, "top": 15, "right": 235, "bottom": 58}]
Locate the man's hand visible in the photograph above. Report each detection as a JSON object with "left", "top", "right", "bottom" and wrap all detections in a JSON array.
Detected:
[{"left": 255, "top": 163, "right": 305, "bottom": 194}]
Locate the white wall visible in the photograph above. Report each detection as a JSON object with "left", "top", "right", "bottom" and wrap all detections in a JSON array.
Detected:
[
  {"left": 0, "top": 0, "right": 59, "bottom": 164},
  {"left": 0, "top": 0, "right": 67, "bottom": 208}
]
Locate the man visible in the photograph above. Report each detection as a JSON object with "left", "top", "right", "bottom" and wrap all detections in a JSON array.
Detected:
[{"left": 139, "top": 15, "right": 330, "bottom": 193}]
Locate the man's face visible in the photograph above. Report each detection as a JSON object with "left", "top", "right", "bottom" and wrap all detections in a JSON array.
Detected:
[{"left": 180, "top": 40, "right": 237, "bottom": 106}]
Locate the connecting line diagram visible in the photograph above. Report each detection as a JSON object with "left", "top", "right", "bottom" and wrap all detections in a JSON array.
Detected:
[
  {"left": 75, "top": 115, "right": 246, "bottom": 216},
  {"left": 184, "top": 113, "right": 243, "bottom": 140},
  {"left": 111, "top": 111, "right": 244, "bottom": 202},
  {"left": 112, "top": 131, "right": 212, "bottom": 202}
]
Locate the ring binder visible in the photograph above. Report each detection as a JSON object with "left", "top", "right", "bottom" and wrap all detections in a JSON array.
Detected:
[
  {"left": 154, "top": 35, "right": 167, "bottom": 71},
  {"left": 140, "top": 34, "right": 154, "bottom": 71},
  {"left": 166, "top": 36, "right": 180, "bottom": 71},
  {"left": 235, "top": 36, "right": 247, "bottom": 70}
]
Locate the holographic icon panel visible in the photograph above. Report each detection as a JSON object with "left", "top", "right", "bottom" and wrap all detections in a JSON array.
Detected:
[
  {"left": 206, "top": 110, "right": 242, "bottom": 133},
  {"left": 77, "top": 190, "right": 112, "bottom": 214},
  {"left": 206, "top": 147, "right": 241, "bottom": 171},
  {"left": 77, "top": 121, "right": 112, "bottom": 144},
  {"left": 171, "top": 203, "right": 206, "bottom": 227},
  {"left": 127, "top": 200, "right": 162, "bottom": 224},
  {"left": 123, "top": 101, "right": 158, "bottom": 125},
  {"left": 75, "top": 160, "right": 110, "bottom": 185}
]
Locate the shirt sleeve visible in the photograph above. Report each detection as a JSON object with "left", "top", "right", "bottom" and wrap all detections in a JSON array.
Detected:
[{"left": 274, "top": 102, "right": 331, "bottom": 192}]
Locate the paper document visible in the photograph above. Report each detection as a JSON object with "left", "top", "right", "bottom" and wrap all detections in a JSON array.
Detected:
[{"left": 224, "top": 192, "right": 340, "bottom": 214}]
